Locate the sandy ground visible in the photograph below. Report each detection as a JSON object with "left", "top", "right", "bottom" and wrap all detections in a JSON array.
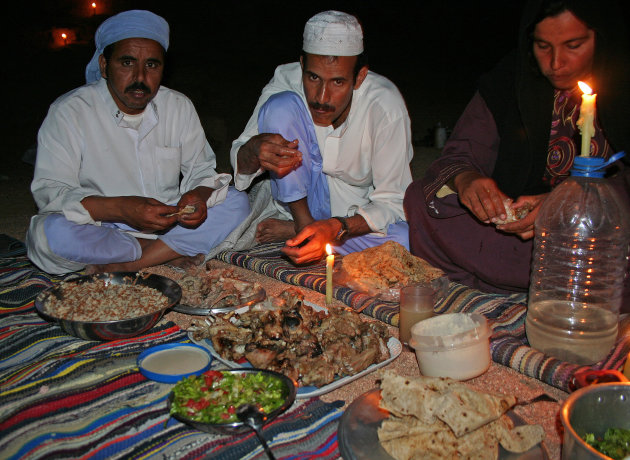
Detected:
[{"left": 0, "top": 162, "right": 37, "bottom": 242}]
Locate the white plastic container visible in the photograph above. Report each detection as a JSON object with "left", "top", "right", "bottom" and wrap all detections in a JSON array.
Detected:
[{"left": 409, "top": 313, "right": 491, "bottom": 380}]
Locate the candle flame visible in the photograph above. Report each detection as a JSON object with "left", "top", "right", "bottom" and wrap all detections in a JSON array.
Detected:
[
  {"left": 325, "top": 243, "right": 332, "bottom": 256},
  {"left": 578, "top": 81, "right": 593, "bottom": 95},
  {"left": 61, "top": 33, "right": 67, "bottom": 39}
]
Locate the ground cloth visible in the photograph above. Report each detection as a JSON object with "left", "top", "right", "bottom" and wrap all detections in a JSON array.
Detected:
[
  {"left": 216, "top": 242, "right": 630, "bottom": 393},
  {"left": 0, "top": 256, "right": 343, "bottom": 460}
]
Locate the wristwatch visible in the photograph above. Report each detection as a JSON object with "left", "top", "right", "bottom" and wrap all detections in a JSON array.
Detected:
[{"left": 331, "top": 216, "right": 349, "bottom": 242}]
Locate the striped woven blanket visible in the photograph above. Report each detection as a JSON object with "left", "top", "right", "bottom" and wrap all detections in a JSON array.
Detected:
[
  {"left": 216, "top": 243, "right": 630, "bottom": 393},
  {"left": 0, "top": 256, "right": 343, "bottom": 459}
]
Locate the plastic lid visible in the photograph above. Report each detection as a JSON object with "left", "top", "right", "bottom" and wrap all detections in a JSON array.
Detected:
[
  {"left": 137, "top": 343, "right": 212, "bottom": 383},
  {"left": 570, "top": 151, "right": 626, "bottom": 178}
]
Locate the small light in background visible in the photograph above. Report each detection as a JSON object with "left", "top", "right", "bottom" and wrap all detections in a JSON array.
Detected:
[
  {"left": 61, "top": 33, "right": 67, "bottom": 45},
  {"left": 92, "top": 2, "right": 96, "bottom": 16}
]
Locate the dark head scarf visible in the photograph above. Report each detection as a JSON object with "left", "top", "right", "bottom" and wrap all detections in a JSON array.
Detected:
[{"left": 479, "top": 0, "right": 630, "bottom": 197}]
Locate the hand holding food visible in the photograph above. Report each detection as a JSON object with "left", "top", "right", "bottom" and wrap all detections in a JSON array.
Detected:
[
  {"left": 165, "top": 204, "right": 196, "bottom": 217},
  {"left": 493, "top": 198, "right": 532, "bottom": 225},
  {"left": 453, "top": 171, "right": 507, "bottom": 223}
]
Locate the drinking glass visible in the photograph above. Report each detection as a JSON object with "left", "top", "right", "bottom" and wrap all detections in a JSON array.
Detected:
[{"left": 399, "top": 285, "right": 436, "bottom": 344}]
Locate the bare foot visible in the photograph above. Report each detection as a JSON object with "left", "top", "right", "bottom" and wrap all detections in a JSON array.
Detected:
[
  {"left": 83, "top": 240, "right": 197, "bottom": 274},
  {"left": 85, "top": 254, "right": 204, "bottom": 273},
  {"left": 167, "top": 253, "right": 205, "bottom": 270},
  {"left": 256, "top": 218, "right": 296, "bottom": 242},
  {"left": 84, "top": 264, "right": 104, "bottom": 274}
]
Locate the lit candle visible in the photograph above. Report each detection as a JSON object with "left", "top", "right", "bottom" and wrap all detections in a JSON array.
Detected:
[
  {"left": 325, "top": 243, "right": 334, "bottom": 305},
  {"left": 577, "top": 81, "right": 596, "bottom": 157}
]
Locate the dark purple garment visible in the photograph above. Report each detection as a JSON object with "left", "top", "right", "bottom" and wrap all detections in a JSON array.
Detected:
[
  {"left": 405, "top": 93, "right": 533, "bottom": 294},
  {"left": 404, "top": 91, "right": 630, "bottom": 308},
  {"left": 405, "top": 183, "right": 533, "bottom": 294}
]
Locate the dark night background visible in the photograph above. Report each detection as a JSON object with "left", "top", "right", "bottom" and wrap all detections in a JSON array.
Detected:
[{"left": 3, "top": 0, "right": 531, "bottom": 176}]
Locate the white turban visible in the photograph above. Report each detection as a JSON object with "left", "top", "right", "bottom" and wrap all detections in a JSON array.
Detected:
[
  {"left": 303, "top": 10, "right": 364, "bottom": 57},
  {"left": 85, "top": 10, "right": 170, "bottom": 83}
]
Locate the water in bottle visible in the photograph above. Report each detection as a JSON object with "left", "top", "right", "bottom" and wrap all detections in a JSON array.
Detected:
[{"left": 526, "top": 153, "right": 630, "bottom": 365}]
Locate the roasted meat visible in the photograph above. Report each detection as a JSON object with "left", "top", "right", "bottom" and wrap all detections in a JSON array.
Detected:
[{"left": 190, "top": 287, "right": 391, "bottom": 387}]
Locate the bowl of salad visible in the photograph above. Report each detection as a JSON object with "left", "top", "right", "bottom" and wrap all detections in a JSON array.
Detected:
[
  {"left": 561, "top": 382, "right": 630, "bottom": 459},
  {"left": 168, "top": 368, "right": 297, "bottom": 435}
]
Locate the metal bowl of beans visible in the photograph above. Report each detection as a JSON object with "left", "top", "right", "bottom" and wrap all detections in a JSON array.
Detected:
[{"left": 35, "top": 272, "right": 182, "bottom": 341}]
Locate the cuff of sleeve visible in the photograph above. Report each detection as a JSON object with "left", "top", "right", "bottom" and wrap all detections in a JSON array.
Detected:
[
  {"left": 355, "top": 207, "right": 388, "bottom": 235},
  {"left": 234, "top": 170, "right": 263, "bottom": 191},
  {"left": 204, "top": 174, "right": 231, "bottom": 207},
  {"left": 62, "top": 201, "right": 96, "bottom": 225},
  {"left": 423, "top": 163, "right": 477, "bottom": 202}
]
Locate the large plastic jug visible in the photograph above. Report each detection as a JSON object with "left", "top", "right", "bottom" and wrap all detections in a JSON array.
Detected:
[{"left": 526, "top": 152, "right": 630, "bottom": 365}]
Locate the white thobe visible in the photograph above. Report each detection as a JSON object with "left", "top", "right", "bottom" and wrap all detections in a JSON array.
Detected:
[
  {"left": 230, "top": 62, "right": 413, "bottom": 234},
  {"left": 32, "top": 78, "right": 230, "bottom": 225}
]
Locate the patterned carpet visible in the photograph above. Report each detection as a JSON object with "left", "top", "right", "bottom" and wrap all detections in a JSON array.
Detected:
[
  {"left": 217, "top": 242, "right": 630, "bottom": 392},
  {"left": 0, "top": 255, "right": 344, "bottom": 460},
  {"left": 3, "top": 242, "right": 630, "bottom": 458}
]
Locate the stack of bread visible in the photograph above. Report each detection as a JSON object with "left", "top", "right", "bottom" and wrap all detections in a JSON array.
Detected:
[{"left": 377, "top": 370, "right": 545, "bottom": 459}]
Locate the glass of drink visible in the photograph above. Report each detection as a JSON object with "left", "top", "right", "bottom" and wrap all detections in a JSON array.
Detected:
[{"left": 399, "top": 285, "right": 436, "bottom": 345}]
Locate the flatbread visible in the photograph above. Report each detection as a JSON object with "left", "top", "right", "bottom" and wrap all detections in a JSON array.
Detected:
[
  {"left": 378, "top": 370, "right": 455, "bottom": 424},
  {"left": 340, "top": 241, "right": 445, "bottom": 292},
  {"left": 380, "top": 415, "right": 506, "bottom": 460},
  {"left": 434, "top": 386, "right": 517, "bottom": 437},
  {"left": 497, "top": 424, "right": 546, "bottom": 453},
  {"left": 378, "top": 415, "right": 449, "bottom": 442},
  {"left": 376, "top": 372, "right": 543, "bottom": 460}
]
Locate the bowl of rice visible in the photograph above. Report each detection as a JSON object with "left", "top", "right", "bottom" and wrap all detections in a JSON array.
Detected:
[{"left": 35, "top": 272, "right": 182, "bottom": 341}]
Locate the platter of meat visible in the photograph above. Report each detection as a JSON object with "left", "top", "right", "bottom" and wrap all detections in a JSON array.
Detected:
[
  {"left": 168, "top": 267, "right": 266, "bottom": 315},
  {"left": 188, "top": 288, "right": 401, "bottom": 398}
]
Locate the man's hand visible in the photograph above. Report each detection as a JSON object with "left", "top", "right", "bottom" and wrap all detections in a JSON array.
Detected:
[
  {"left": 453, "top": 171, "right": 510, "bottom": 223},
  {"left": 237, "top": 133, "right": 302, "bottom": 177},
  {"left": 282, "top": 215, "right": 370, "bottom": 264},
  {"left": 496, "top": 194, "right": 549, "bottom": 240},
  {"left": 176, "top": 186, "right": 213, "bottom": 228},
  {"left": 82, "top": 195, "right": 178, "bottom": 231},
  {"left": 281, "top": 219, "right": 339, "bottom": 264}
]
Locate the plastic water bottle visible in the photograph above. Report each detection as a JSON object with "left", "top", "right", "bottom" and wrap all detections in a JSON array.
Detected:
[
  {"left": 434, "top": 122, "right": 447, "bottom": 149},
  {"left": 526, "top": 152, "right": 630, "bottom": 365}
]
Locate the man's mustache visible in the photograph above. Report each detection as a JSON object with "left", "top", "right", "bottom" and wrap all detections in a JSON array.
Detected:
[
  {"left": 309, "top": 101, "right": 335, "bottom": 112},
  {"left": 125, "top": 82, "right": 151, "bottom": 93}
]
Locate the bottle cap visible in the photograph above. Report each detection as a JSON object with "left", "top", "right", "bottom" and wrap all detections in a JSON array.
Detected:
[{"left": 570, "top": 151, "right": 626, "bottom": 178}]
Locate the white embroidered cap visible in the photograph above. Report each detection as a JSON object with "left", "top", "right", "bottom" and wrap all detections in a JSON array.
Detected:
[{"left": 303, "top": 10, "right": 364, "bottom": 56}]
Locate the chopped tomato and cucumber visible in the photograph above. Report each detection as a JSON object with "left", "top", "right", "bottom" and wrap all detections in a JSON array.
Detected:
[{"left": 170, "top": 370, "right": 287, "bottom": 424}]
